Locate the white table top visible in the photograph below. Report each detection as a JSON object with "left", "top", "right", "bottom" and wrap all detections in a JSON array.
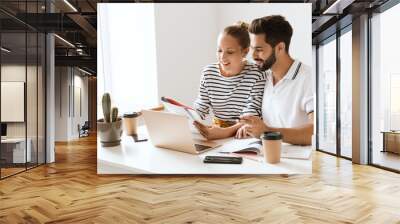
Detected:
[
  {"left": 1, "top": 137, "right": 28, "bottom": 143},
  {"left": 97, "top": 126, "right": 312, "bottom": 175}
]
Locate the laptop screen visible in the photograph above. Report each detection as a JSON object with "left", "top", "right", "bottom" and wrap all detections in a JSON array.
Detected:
[{"left": 1, "top": 123, "right": 7, "bottom": 137}]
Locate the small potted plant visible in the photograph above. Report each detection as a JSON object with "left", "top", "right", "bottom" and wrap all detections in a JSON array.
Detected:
[{"left": 97, "top": 93, "right": 122, "bottom": 147}]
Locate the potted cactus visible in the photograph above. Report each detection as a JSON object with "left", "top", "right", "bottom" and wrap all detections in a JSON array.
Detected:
[{"left": 97, "top": 93, "right": 123, "bottom": 147}]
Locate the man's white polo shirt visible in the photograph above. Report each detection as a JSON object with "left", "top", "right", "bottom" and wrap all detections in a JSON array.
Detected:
[{"left": 261, "top": 60, "right": 314, "bottom": 128}]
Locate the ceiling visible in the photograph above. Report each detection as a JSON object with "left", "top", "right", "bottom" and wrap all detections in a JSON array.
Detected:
[{"left": 0, "top": 0, "right": 393, "bottom": 76}]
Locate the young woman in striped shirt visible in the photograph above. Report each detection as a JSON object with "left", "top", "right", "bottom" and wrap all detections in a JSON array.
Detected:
[{"left": 193, "top": 22, "right": 266, "bottom": 140}]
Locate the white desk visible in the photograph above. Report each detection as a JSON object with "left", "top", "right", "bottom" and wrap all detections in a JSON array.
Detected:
[
  {"left": 1, "top": 138, "right": 32, "bottom": 163},
  {"left": 97, "top": 126, "right": 312, "bottom": 175}
]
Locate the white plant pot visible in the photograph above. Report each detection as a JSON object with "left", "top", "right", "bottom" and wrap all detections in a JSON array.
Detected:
[{"left": 97, "top": 118, "right": 123, "bottom": 147}]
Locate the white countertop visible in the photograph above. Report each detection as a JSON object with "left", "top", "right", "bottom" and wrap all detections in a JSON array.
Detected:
[
  {"left": 97, "top": 126, "right": 312, "bottom": 175},
  {"left": 1, "top": 138, "right": 27, "bottom": 143}
]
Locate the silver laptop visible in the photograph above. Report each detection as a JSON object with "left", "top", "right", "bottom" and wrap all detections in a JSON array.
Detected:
[{"left": 142, "top": 110, "right": 220, "bottom": 154}]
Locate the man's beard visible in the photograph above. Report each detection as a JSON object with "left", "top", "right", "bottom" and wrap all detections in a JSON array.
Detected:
[{"left": 257, "top": 49, "right": 276, "bottom": 71}]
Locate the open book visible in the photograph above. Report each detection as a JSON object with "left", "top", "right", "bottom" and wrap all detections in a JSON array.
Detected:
[
  {"left": 220, "top": 140, "right": 312, "bottom": 161},
  {"left": 231, "top": 140, "right": 264, "bottom": 155}
]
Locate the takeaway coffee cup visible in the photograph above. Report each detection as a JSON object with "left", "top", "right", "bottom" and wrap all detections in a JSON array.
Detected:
[
  {"left": 123, "top": 112, "right": 141, "bottom": 136},
  {"left": 261, "top": 132, "right": 283, "bottom": 164}
]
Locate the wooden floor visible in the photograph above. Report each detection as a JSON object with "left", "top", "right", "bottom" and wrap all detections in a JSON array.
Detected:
[
  {"left": 1, "top": 167, "right": 26, "bottom": 178},
  {"left": 1, "top": 135, "right": 400, "bottom": 224}
]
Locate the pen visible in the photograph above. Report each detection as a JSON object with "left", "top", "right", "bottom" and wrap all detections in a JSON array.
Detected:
[{"left": 218, "top": 152, "right": 262, "bottom": 162}]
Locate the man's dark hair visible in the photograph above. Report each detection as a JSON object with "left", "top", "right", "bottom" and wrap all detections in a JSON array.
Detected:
[{"left": 249, "top": 15, "right": 293, "bottom": 52}]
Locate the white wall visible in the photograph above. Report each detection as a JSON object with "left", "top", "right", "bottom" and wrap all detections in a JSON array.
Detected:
[
  {"left": 55, "top": 67, "right": 68, "bottom": 141},
  {"left": 72, "top": 74, "right": 89, "bottom": 138},
  {"left": 154, "top": 4, "right": 219, "bottom": 106},
  {"left": 55, "top": 67, "right": 89, "bottom": 141}
]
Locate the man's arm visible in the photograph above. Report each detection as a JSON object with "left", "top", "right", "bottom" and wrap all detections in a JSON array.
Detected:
[
  {"left": 268, "top": 113, "right": 314, "bottom": 145},
  {"left": 241, "top": 113, "right": 314, "bottom": 145}
]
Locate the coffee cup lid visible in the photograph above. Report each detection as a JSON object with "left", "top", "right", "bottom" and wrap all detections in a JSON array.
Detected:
[
  {"left": 123, "top": 112, "right": 141, "bottom": 118},
  {"left": 261, "top": 132, "right": 282, "bottom": 140}
]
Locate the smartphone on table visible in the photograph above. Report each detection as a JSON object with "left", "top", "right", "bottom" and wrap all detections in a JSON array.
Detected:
[{"left": 203, "top": 156, "right": 243, "bottom": 164}]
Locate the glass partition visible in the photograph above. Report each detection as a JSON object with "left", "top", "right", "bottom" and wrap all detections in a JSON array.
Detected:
[
  {"left": 0, "top": 1, "right": 46, "bottom": 179},
  {"left": 27, "top": 30, "right": 38, "bottom": 169},
  {"left": 38, "top": 32, "right": 45, "bottom": 165},
  {"left": 1, "top": 31, "right": 28, "bottom": 177}
]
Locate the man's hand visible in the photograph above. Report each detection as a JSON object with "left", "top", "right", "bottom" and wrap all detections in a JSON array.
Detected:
[
  {"left": 235, "top": 124, "right": 252, "bottom": 139},
  {"left": 240, "top": 116, "right": 269, "bottom": 138},
  {"left": 193, "top": 121, "right": 229, "bottom": 140}
]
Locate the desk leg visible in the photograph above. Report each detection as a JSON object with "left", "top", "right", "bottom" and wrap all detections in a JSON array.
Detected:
[{"left": 382, "top": 133, "right": 386, "bottom": 153}]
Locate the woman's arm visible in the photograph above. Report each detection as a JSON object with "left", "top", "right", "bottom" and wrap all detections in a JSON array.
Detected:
[
  {"left": 242, "top": 70, "right": 267, "bottom": 117},
  {"left": 193, "top": 72, "right": 211, "bottom": 119},
  {"left": 193, "top": 121, "right": 243, "bottom": 140}
]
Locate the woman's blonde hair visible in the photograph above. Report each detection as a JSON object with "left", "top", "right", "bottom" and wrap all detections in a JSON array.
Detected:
[{"left": 223, "top": 21, "right": 250, "bottom": 49}]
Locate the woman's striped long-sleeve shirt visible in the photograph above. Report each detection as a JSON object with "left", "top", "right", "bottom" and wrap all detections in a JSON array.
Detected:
[{"left": 194, "top": 62, "right": 266, "bottom": 122}]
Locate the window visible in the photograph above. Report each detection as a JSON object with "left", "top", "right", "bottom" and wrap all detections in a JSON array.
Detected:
[
  {"left": 339, "top": 28, "right": 352, "bottom": 158},
  {"left": 97, "top": 4, "right": 159, "bottom": 117},
  {"left": 390, "top": 74, "right": 400, "bottom": 130},
  {"left": 317, "top": 36, "right": 337, "bottom": 154},
  {"left": 371, "top": 2, "right": 400, "bottom": 171}
]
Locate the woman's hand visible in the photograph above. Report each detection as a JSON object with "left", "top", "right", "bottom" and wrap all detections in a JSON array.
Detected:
[{"left": 193, "top": 121, "right": 229, "bottom": 140}]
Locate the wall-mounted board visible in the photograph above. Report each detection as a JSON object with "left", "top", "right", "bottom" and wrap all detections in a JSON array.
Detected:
[{"left": 1, "top": 82, "right": 25, "bottom": 122}]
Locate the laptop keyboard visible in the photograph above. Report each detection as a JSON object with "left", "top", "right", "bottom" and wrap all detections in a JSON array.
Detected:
[{"left": 194, "top": 144, "right": 211, "bottom": 152}]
